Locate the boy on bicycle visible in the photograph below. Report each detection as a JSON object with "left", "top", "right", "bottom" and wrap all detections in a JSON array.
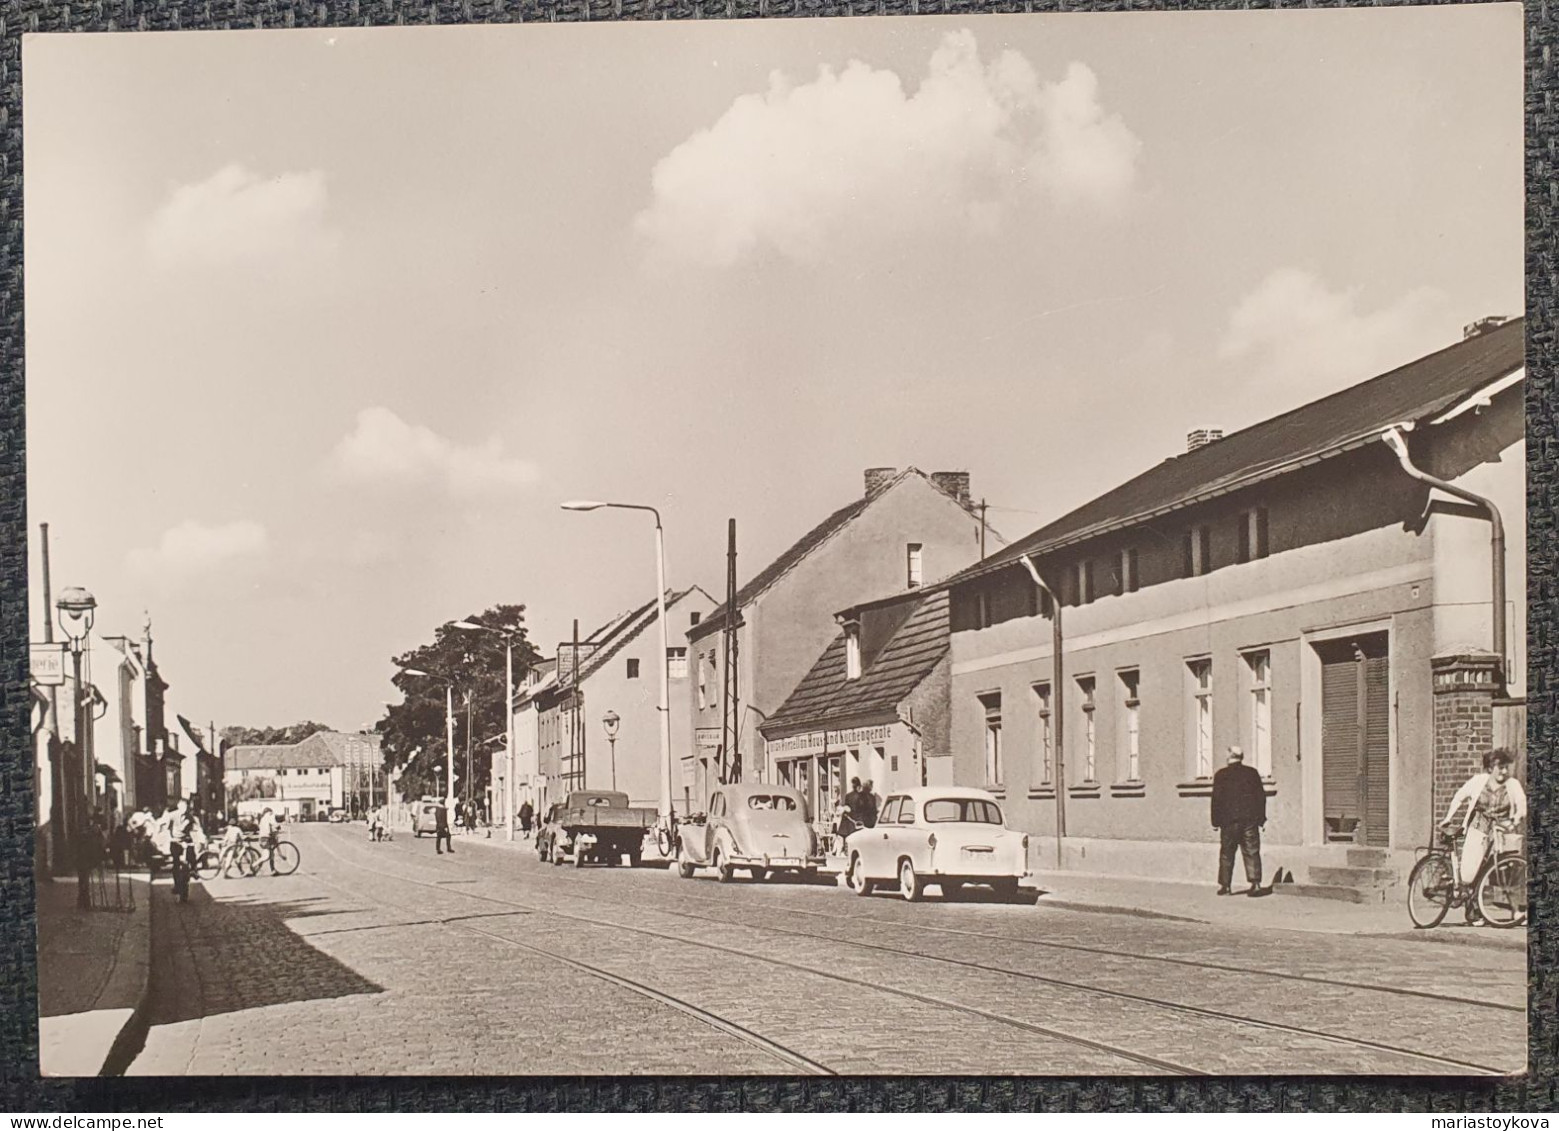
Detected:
[{"left": 1442, "top": 748, "right": 1526, "bottom": 889}]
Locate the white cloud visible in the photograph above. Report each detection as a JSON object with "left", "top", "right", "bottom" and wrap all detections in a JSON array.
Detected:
[
  {"left": 1219, "top": 268, "right": 1452, "bottom": 388},
  {"left": 146, "top": 164, "right": 335, "bottom": 269},
  {"left": 331, "top": 407, "right": 540, "bottom": 495},
  {"left": 127, "top": 520, "right": 269, "bottom": 580},
  {"left": 635, "top": 30, "right": 1141, "bottom": 267}
]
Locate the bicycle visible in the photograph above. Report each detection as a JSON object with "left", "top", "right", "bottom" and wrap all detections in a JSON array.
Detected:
[
  {"left": 231, "top": 834, "right": 302, "bottom": 877},
  {"left": 195, "top": 841, "right": 255, "bottom": 880},
  {"left": 654, "top": 813, "right": 680, "bottom": 859},
  {"left": 1407, "top": 824, "right": 1526, "bottom": 929}
]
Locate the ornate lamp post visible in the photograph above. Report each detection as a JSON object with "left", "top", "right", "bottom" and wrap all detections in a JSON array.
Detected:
[
  {"left": 562, "top": 500, "right": 674, "bottom": 829},
  {"left": 55, "top": 587, "right": 96, "bottom": 842},
  {"left": 602, "top": 710, "right": 620, "bottom": 792}
]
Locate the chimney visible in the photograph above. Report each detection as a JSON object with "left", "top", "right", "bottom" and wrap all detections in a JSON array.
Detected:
[
  {"left": 1463, "top": 315, "right": 1510, "bottom": 340},
  {"left": 864, "top": 467, "right": 897, "bottom": 496},
  {"left": 931, "top": 471, "right": 972, "bottom": 505},
  {"left": 1187, "top": 428, "right": 1224, "bottom": 453}
]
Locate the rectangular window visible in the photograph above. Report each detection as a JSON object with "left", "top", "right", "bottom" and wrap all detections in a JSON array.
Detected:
[
  {"left": 690, "top": 610, "right": 701, "bottom": 626},
  {"left": 1120, "top": 548, "right": 1139, "bottom": 594},
  {"left": 708, "top": 653, "right": 719, "bottom": 708},
  {"left": 1077, "top": 677, "right": 1097, "bottom": 782},
  {"left": 1033, "top": 683, "right": 1053, "bottom": 784},
  {"left": 845, "top": 625, "right": 862, "bottom": 680},
  {"left": 1184, "top": 525, "right": 1212, "bottom": 577},
  {"left": 667, "top": 647, "right": 688, "bottom": 679},
  {"left": 1119, "top": 670, "right": 1141, "bottom": 781},
  {"left": 907, "top": 543, "right": 924, "bottom": 589},
  {"left": 697, "top": 655, "right": 707, "bottom": 709},
  {"left": 980, "top": 692, "right": 1003, "bottom": 785},
  {"left": 626, "top": 658, "right": 640, "bottom": 679},
  {"left": 1245, "top": 650, "right": 1272, "bottom": 776},
  {"left": 1188, "top": 659, "right": 1213, "bottom": 777},
  {"left": 1076, "top": 560, "right": 1094, "bottom": 605},
  {"left": 976, "top": 591, "right": 992, "bottom": 630},
  {"left": 1237, "top": 507, "right": 1270, "bottom": 563}
]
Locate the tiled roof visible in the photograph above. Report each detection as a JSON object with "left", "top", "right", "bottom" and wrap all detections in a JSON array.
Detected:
[
  {"left": 958, "top": 318, "right": 1525, "bottom": 584},
  {"left": 572, "top": 587, "right": 710, "bottom": 685},
  {"left": 227, "top": 731, "right": 380, "bottom": 772},
  {"left": 761, "top": 591, "right": 949, "bottom": 736},
  {"left": 689, "top": 468, "right": 976, "bottom": 642}
]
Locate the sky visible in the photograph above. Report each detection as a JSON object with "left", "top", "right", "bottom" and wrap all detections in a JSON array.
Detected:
[{"left": 22, "top": 7, "right": 1525, "bottom": 733}]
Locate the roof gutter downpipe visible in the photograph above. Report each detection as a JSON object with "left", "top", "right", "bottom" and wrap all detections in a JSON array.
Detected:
[
  {"left": 1380, "top": 425, "right": 1506, "bottom": 690},
  {"left": 1020, "top": 554, "right": 1065, "bottom": 870}
]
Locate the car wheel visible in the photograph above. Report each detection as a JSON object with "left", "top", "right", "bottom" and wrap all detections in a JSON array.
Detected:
[
  {"left": 575, "top": 849, "right": 588, "bottom": 868},
  {"left": 899, "top": 858, "right": 924, "bottom": 902},
  {"left": 677, "top": 858, "right": 696, "bottom": 879},
  {"left": 849, "top": 854, "right": 874, "bottom": 897},
  {"left": 750, "top": 868, "right": 768, "bottom": 882},
  {"left": 629, "top": 851, "right": 643, "bottom": 868},
  {"left": 992, "top": 878, "right": 1020, "bottom": 902},
  {"left": 714, "top": 849, "right": 735, "bottom": 884}
]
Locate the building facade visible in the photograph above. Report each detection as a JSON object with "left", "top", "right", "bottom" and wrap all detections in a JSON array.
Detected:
[
  {"left": 224, "top": 730, "right": 379, "bottom": 820},
  {"left": 533, "top": 588, "right": 715, "bottom": 815},
  {"left": 759, "top": 589, "right": 952, "bottom": 833},
  {"left": 945, "top": 319, "right": 1525, "bottom": 881},
  {"left": 686, "top": 468, "right": 992, "bottom": 805}
]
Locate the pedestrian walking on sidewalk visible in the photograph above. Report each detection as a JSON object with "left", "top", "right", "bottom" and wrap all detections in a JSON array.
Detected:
[
  {"left": 435, "top": 799, "right": 454, "bottom": 855},
  {"left": 519, "top": 800, "right": 534, "bottom": 838},
  {"left": 1211, "top": 745, "right": 1267, "bottom": 897}
]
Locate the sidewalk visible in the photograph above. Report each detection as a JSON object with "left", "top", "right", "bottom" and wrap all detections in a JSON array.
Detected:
[
  {"left": 35, "top": 873, "right": 153, "bottom": 1076},
  {"left": 1026, "top": 869, "right": 1527, "bottom": 950}
]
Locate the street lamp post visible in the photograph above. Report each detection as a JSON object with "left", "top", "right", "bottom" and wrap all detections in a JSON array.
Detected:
[
  {"left": 453, "top": 621, "right": 518, "bottom": 842},
  {"left": 56, "top": 588, "right": 97, "bottom": 848},
  {"left": 401, "top": 667, "right": 456, "bottom": 812},
  {"left": 602, "top": 710, "right": 620, "bottom": 792},
  {"left": 562, "top": 501, "right": 674, "bottom": 830}
]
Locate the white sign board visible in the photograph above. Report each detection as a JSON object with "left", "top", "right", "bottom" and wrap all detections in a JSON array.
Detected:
[
  {"left": 30, "top": 644, "right": 65, "bottom": 686},
  {"left": 766, "top": 723, "right": 894, "bottom": 757}
]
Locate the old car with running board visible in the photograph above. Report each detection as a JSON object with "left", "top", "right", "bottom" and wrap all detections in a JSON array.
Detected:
[{"left": 676, "top": 783, "right": 821, "bottom": 882}]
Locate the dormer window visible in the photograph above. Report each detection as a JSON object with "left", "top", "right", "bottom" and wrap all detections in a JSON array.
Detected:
[
  {"left": 1184, "top": 524, "right": 1211, "bottom": 577},
  {"left": 1237, "top": 507, "right": 1270, "bottom": 563},
  {"left": 906, "top": 543, "right": 923, "bottom": 589},
  {"left": 845, "top": 623, "right": 862, "bottom": 680}
]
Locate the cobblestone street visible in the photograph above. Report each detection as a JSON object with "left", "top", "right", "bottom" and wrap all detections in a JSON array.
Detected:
[{"left": 127, "top": 825, "right": 1527, "bottom": 1077}]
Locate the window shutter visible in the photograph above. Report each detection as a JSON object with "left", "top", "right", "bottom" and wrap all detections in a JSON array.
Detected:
[
  {"left": 1255, "top": 507, "right": 1269, "bottom": 558},
  {"left": 1183, "top": 530, "right": 1194, "bottom": 577},
  {"left": 1237, "top": 514, "right": 1251, "bottom": 563}
]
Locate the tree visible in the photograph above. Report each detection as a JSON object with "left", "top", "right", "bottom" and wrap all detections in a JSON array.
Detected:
[
  {"left": 221, "top": 721, "right": 333, "bottom": 748},
  {"left": 231, "top": 776, "right": 278, "bottom": 802},
  {"left": 379, "top": 604, "right": 540, "bottom": 804}
]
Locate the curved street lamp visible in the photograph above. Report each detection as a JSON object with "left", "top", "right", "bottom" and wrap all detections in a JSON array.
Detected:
[
  {"left": 602, "top": 709, "right": 620, "bottom": 791},
  {"left": 561, "top": 500, "right": 674, "bottom": 829}
]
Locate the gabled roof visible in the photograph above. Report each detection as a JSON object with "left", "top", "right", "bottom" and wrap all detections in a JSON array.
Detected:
[
  {"left": 689, "top": 468, "right": 978, "bottom": 642},
  {"left": 956, "top": 318, "right": 1525, "bottom": 585},
  {"left": 227, "top": 730, "right": 380, "bottom": 772},
  {"left": 761, "top": 590, "right": 949, "bottom": 736},
  {"left": 573, "top": 587, "right": 711, "bottom": 684}
]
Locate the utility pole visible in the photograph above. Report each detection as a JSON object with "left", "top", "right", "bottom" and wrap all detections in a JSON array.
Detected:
[
  {"left": 979, "top": 498, "right": 988, "bottom": 561},
  {"left": 721, "top": 519, "right": 741, "bottom": 784},
  {"left": 40, "top": 523, "right": 63, "bottom": 875}
]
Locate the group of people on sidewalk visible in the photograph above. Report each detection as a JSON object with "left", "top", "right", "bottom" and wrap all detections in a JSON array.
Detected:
[{"left": 1209, "top": 743, "right": 1525, "bottom": 912}]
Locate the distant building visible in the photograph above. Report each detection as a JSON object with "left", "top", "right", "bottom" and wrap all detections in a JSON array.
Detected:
[
  {"left": 686, "top": 467, "right": 993, "bottom": 804},
  {"left": 224, "top": 730, "right": 382, "bottom": 821},
  {"left": 759, "top": 588, "right": 952, "bottom": 831},
  {"left": 944, "top": 319, "right": 1525, "bottom": 886},
  {"left": 492, "top": 660, "right": 556, "bottom": 829},
  {"left": 531, "top": 587, "right": 716, "bottom": 815}
]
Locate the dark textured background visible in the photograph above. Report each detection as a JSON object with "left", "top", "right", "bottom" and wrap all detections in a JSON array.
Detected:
[{"left": 0, "top": 0, "right": 1551, "bottom": 1111}]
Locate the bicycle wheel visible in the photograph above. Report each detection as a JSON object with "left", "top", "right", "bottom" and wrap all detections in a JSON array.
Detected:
[
  {"left": 1406, "top": 853, "right": 1453, "bottom": 928},
  {"left": 655, "top": 827, "right": 674, "bottom": 858},
  {"left": 194, "top": 848, "right": 223, "bottom": 882},
  {"left": 236, "top": 845, "right": 262, "bottom": 877},
  {"left": 1476, "top": 854, "right": 1527, "bottom": 928},
  {"left": 271, "top": 841, "right": 301, "bottom": 876}
]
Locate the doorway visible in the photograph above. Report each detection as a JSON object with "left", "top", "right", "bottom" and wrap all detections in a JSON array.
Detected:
[{"left": 1317, "top": 632, "right": 1391, "bottom": 846}]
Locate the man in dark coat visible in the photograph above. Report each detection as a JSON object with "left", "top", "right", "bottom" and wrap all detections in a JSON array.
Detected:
[
  {"left": 435, "top": 800, "right": 454, "bottom": 855},
  {"left": 1211, "top": 745, "right": 1266, "bottom": 896}
]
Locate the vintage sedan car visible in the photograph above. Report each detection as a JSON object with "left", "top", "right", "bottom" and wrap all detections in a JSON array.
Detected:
[
  {"left": 843, "top": 786, "right": 1030, "bottom": 902},
  {"left": 410, "top": 800, "right": 442, "bottom": 838},
  {"left": 677, "top": 783, "right": 820, "bottom": 882}
]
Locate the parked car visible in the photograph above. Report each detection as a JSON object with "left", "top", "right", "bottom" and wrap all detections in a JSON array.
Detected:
[
  {"left": 411, "top": 800, "right": 442, "bottom": 838},
  {"left": 677, "top": 783, "right": 819, "bottom": 882},
  {"left": 843, "top": 786, "right": 1030, "bottom": 902},
  {"left": 538, "top": 791, "right": 657, "bottom": 867},
  {"left": 328, "top": 808, "right": 348, "bottom": 823}
]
